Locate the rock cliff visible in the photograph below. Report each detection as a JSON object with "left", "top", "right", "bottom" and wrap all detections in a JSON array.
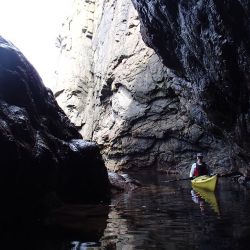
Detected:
[
  {"left": 131, "top": 0, "right": 250, "bottom": 175},
  {"left": 0, "top": 36, "right": 110, "bottom": 220},
  {"left": 55, "top": 0, "right": 250, "bottom": 175}
]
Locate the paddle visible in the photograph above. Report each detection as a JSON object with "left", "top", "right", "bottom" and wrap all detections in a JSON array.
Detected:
[
  {"left": 164, "top": 177, "right": 191, "bottom": 183},
  {"left": 164, "top": 174, "right": 220, "bottom": 183}
]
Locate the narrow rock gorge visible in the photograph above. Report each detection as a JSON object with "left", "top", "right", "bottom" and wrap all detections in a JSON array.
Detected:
[{"left": 54, "top": 0, "right": 250, "bottom": 176}]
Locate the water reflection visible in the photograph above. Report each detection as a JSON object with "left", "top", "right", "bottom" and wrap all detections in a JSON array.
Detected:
[
  {"left": 3, "top": 174, "right": 250, "bottom": 249},
  {"left": 191, "top": 187, "right": 220, "bottom": 215},
  {"left": 0, "top": 204, "right": 109, "bottom": 250}
]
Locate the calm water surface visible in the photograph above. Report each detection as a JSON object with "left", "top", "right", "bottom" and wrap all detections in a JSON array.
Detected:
[
  {"left": 89, "top": 172, "right": 250, "bottom": 250},
  {"left": 7, "top": 172, "right": 250, "bottom": 250}
]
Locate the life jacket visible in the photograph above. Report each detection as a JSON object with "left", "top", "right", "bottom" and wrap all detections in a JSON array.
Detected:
[{"left": 194, "top": 163, "right": 208, "bottom": 177}]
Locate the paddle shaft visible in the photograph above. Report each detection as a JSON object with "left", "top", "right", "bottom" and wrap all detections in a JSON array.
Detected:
[{"left": 164, "top": 177, "right": 191, "bottom": 183}]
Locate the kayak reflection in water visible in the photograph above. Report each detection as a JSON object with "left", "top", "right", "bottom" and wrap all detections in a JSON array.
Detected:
[
  {"left": 191, "top": 189, "right": 206, "bottom": 215},
  {"left": 191, "top": 188, "right": 221, "bottom": 216}
]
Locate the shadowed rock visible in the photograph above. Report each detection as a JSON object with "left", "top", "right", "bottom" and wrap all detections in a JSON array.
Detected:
[
  {"left": 0, "top": 36, "right": 110, "bottom": 221},
  {"left": 132, "top": 0, "right": 250, "bottom": 175}
]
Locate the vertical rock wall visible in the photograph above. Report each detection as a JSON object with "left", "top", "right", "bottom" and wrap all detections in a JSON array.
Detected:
[
  {"left": 131, "top": 0, "right": 250, "bottom": 175},
  {"left": 55, "top": 0, "right": 249, "bottom": 174}
]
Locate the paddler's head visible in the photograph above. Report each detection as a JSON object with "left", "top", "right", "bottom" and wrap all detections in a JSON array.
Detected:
[{"left": 197, "top": 153, "right": 203, "bottom": 163}]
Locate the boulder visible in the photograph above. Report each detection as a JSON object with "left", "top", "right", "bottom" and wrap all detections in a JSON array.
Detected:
[
  {"left": 0, "top": 36, "right": 110, "bottom": 220},
  {"left": 108, "top": 172, "right": 141, "bottom": 193}
]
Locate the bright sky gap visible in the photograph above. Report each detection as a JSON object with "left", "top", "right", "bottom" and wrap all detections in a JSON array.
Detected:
[{"left": 0, "top": 0, "right": 71, "bottom": 88}]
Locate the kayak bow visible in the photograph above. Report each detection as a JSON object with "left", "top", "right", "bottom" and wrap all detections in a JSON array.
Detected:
[{"left": 191, "top": 175, "right": 218, "bottom": 192}]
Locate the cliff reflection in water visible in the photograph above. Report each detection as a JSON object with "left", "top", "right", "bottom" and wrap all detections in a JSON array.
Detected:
[
  {"left": 0, "top": 204, "right": 110, "bottom": 250},
  {"left": 2, "top": 172, "right": 250, "bottom": 250}
]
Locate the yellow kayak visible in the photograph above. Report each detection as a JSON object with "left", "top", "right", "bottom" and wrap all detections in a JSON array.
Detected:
[{"left": 191, "top": 175, "right": 218, "bottom": 192}]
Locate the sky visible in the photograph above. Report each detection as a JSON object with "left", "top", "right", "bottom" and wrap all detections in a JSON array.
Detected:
[{"left": 0, "top": 0, "right": 71, "bottom": 88}]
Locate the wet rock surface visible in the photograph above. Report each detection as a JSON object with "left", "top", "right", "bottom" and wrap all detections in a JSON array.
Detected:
[
  {"left": 0, "top": 36, "right": 110, "bottom": 220},
  {"left": 108, "top": 172, "right": 141, "bottom": 193},
  {"left": 130, "top": 0, "right": 250, "bottom": 175}
]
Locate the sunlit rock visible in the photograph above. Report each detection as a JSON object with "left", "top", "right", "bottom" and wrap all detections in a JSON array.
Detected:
[
  {"left": 55, "top": 0, "right": 250, "bottom": 175},
  {"left": 55, "top": 0, "right": 201, "bottom": 172}
]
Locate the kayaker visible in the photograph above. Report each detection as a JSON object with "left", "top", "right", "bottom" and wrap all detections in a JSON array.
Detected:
[{"left": 189, "top": 153, "right": 209, "bottom": 179}]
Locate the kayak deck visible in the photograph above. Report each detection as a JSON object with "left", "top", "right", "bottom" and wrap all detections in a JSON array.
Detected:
[{"left": 191, "top": 175, "right": 218, "bottom": 192}]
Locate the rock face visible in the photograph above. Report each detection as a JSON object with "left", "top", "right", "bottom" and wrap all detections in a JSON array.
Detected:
[
  {"left": 131, "top": 0, "right": 250, "bottom": 175},
  {"left": 55, "top": 0, "right": 194, "bottom": 172},
  {"left": 55, "top": 0, "right": 250, "bottom": 175},
  {"left": 0, "top": 36, "right": 110, "bottom": 219}
]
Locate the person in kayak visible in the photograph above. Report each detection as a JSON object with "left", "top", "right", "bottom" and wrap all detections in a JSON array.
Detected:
[{"left": 189, "top": 153, "right": 209, "bottom": 179}]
